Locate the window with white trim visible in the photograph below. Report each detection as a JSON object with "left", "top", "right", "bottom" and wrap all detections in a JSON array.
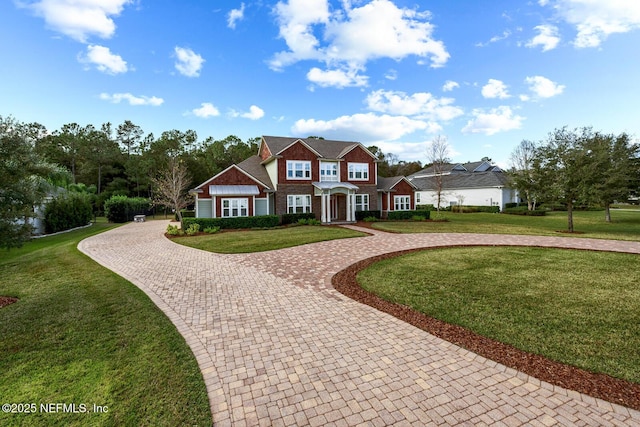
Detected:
[
  {"left": 287, "top": 195, "right": 312, "bottom": 213},
  {"left": 348, "top": 163, "right": 369, "bottom": 181},
  {"left": 416, "top": 193, "right": 421, "bottom": 203},
  {"left": 394, "top": 195, "right": 411, "bottom": 211},
  {"left": 355, "top": 194, "right": 369, "bottom": 212},
  {"left": 320, "top": 162, "right": 338, "bottom": 182},
  {"left": 286, "top": 160, "right": 311, "bottom": 180},
  {"left": 222, "top": 198, "right": 248, "bottom": 217}
]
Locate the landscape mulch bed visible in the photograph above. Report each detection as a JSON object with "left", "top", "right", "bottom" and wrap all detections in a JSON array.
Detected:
[
  {"left": 0, "top": 296, "right": 18, "bottom": 309},
  {"left": 332, "top": 248, "right": 640, "bottom": 411}
]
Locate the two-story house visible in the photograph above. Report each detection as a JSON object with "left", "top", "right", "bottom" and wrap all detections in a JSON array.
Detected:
[{"left": 192, "top": 136, "right": 415, "bottom": 223}]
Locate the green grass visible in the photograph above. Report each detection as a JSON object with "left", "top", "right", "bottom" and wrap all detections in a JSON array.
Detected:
[
  {"left": 357, "top": 247, "right": 640, "bottom": 383},
  {"left": 174, "top": 225, "right": 368, "bottom": 253},
  {"left": 0, "top": 220, "right": 212, "bottom": 426},
  {"left": 372, "top": 210, "right": 640, "bottom": 241}
]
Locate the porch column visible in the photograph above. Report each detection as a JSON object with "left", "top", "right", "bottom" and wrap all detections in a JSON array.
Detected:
[
  {"left": 324, "top": 192, "right": 331, "bottom": 224},
  {"left": 320, "top": 192, "right": 327, "bottom": 223},
  {"left": 347, "top": 191, "right": 355, "bottom": 222}
]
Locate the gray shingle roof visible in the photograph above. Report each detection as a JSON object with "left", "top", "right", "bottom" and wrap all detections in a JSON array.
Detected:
[
  {"left": 410, "top": 171, "right": 510, "bottom": 191},
  {"left": 409, "top": 160, "right": 499, "bottom": 177},
  {"left": 237, "top": 155, "right": 274, "bottom": 189},
  {"left": 261, "top": 136, "right": 369, "bottom": 160},
  {"left": 377, "top": 176, "right": 416, "bottom": 191}
]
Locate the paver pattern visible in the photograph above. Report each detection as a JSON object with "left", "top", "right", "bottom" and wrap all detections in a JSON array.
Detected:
[{"left": 78, "top": 220, "right": 640, "bottom": 426}]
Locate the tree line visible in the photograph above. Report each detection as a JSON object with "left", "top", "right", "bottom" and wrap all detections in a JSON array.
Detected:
[{"left": 509, "top": 127, "right": 640, "bottom": 231}]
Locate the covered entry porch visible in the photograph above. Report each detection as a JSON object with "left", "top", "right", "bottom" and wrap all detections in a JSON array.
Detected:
[{"left": 313, "top": 182, "right": 359, "bottom": 224}]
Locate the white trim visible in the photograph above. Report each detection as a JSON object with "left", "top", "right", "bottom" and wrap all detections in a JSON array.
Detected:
[
  {"left": 276, "top": 138, "right": 322, "bottom": 157},
  {"left": 221, "top": 198, "right": 249, "bottom": 218},
  {"left": 319, "top": 160, "right": 339, "bottom": 182},
  {"left": 355, "top": 194, "right": 369, "bottom": 211},
  {"left": 286, "top": 160, "right": 312, "bottom": 180},
  {"left": 287, "top": 194, "right": 312, "bottom": 213},
  {"left": 394, "top": 195, "right": 411, "bottom": 211},
  {"left": 194, "top": 164, "right": 270, "bottom": 191},
  {"left": 348, "top": 163, "right": 369, "bottom": 181}
]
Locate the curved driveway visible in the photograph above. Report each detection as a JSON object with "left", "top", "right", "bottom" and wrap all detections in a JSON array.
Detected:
[{"left": 78, "top": 220, "right": 640, "bottom": 426}]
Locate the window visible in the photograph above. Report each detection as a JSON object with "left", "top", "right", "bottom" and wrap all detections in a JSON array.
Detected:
[
  {"left": 320, "top": 162, "right": 338, "bottom": 182},
  {"left": 355, "top": 194, "right": 369, "bottom": 211},
  {"left": 287, "top": 161, "right": 311, "bottom": 180},
  {"left": 416, "top": 193, "right": 421, "bottom": 203},
  {"left": 394, "top": 195, "right": 410, "bottom": 211},
  {"left": 287, "top": 195, "right": 312, "bottom": 213},
  {"left": 222, "top": 198, "right": 248, "bottom": 217},
  {"left": 348, "top": 163, "right": 369, "bottom": 181}
]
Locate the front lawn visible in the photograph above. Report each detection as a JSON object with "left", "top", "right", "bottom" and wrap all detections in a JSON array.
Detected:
[
  {"left": 357, "top": 246, "right": 640, "bottom": 384},
  {"left": 173, "top": 225, "right": 368, "bottom": 253},
  {"left": 372, "top": 210, "right": 640, "bottom": 241},
  {"left": 0, "top": 220, "right": 212, "bottom": 426}
]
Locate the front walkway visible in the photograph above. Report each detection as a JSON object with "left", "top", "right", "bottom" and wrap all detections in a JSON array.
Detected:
[{"left": 78, "top": 221, "right": 640, "bottom": 426}]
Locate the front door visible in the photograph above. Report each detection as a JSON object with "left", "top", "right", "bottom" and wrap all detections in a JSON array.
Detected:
[{"left": 330, "top": 195, "right": 338, "bottom": 220}]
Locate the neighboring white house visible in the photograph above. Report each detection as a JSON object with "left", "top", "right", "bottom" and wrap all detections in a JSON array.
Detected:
[{"left": 408, "top": 160, "right": 519, "bottom": 211}]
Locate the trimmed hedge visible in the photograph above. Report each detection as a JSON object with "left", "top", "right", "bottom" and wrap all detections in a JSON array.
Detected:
[
  {"left": 175, "top": 209, "right": 196, "bottom": 221},
  {"left": 503, "top": 206, "right": 546, "bottom": 216},
  {"left": 44, "top": 192, "right": 93, "bottom": 233},
  {"left": 387, "top": 210, "right": 431, "bottom": 220},
  {"left": 415, "top": 204, "right": 434, "bottom": 211},
  {"left": 281, "top": 212, "right": 316, "bottom": 225},
  {"left": 450, "top": 205, "right": 500, "bottom": 213},
  {"left": 355, "top": 210, "right": 381, "bottom": 221},
  {"left": 183, "top": 215, "right": 280, "bottom": 230},
  {"left": 104, "top": 195, "right": 152, "bottom": 223}
]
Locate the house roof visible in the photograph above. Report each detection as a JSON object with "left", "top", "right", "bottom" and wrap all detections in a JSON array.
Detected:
[
  {"left": 409, "top": 160, "right": 501, "bottom": 178},
  {"left": 261, "top": 136, "right": 376, "bottom": 160},
  {"left": 377, "top": 176, "right": 417, "bottom": 192},
  {"left": 410, "top": 171, "right": 511, "bottom": 191},
  {"left": 236, "top": 155, "right": 274, "bottom": 189}
]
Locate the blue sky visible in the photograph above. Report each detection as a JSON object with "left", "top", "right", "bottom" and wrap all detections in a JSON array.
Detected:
[{"left": 2, "top": 0, "right": 640, "bottom": 167}]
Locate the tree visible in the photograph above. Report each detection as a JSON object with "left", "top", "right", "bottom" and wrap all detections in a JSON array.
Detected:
[
  {"left": 0, "top": 116, "right": 57, "bottom": 248},
  {"left": 426, "top": 135, "right": 451, "bottom": 211},
  {"left": 116, "top": 120, "right": 143, "bottom": 158},
  {"left": 581, "top": 132, "right": 639, "bottom": 222},
  {"left": 151, "top": 157, "right": 193, "bottom": 223},
  {"left": 534, "top": 127, "right": 592, "bottom": 233},
  {"left": 509, "top": 140, "right": 540, "bottom": 210}
]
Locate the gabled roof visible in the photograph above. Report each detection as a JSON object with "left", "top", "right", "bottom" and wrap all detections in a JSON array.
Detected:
[
  {"left": 409, "top": 160, "right": 501, "bottom": 178},
  {"left": 193, "top": 156, "right": 273, "bottom": 191},
  {"left": 377, "top": 176, "right": 418, "bottom": 192},
  {"left": 260, "top": 136, "right": 376, "bottom": 160},
  {"left": 411, "top": 171, "right": 511, "bottom": 191}
]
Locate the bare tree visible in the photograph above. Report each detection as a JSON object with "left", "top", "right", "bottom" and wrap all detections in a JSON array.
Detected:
[
  {"left": 151, "top": 157, "right": 193, "bottom": 223},
  {"left": 426, "top": 135, "right": 451, "bottom": 211},
  {"left": 509, "top": 140, "right": 539, "bottom": 210}
]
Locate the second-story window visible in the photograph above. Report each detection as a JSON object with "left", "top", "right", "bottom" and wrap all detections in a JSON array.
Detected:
[
  {"left": 287, "top": 160, "right": 311, "bottom": 180},
  {"left": 320, "top": 162, "right": 338, "bottom": 182},
  {"left": 348, "top": 163, "right": 369, "bottom": 181}
]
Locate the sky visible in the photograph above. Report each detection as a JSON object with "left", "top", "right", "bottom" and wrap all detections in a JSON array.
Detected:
[{"left": 2, "top": 0, "right": 640, "bottom": 168}]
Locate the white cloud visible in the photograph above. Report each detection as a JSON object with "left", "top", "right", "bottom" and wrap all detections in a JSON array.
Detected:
[
  {"left": 365, "top": 89, "right": 464, "bottom": 121},
  {"left": 227, "top": 3, "right": 245, "bottom": 29},
  {"left": 270, "top": 0, "right": 449, "bottom": 85},
  {"left": 384, "top": 69, "right": 398, "bottom": 81},
  {"left": 526, "top": 24, "right": 560, "bottom": 51},
  {"left": 99, "top": 93, "right": 164, "bottom": 106},
  {"left": 476, "top": 30, "right": 511, "bottom": 47},
  {"left": 24, "top": 0, "right": 132, "bottom": 42},
  {"left": 462, "top": 106, "right": 524, "bottom": 135},
  {"left": 542, "top": 1, "right": 640, "bottom": 48},
  {"left": 79, "top": 45, "right": 128, "bottom": 74},
  {"left": 191, "top": 103, "right": 220, "bottom": 118},
  {"left": 230, "top": 105, "right": 265, "bottom": 120},
  {"left": 481, "top": 79, "right": 510, "bottom": 99},
  {"left": 442, "top": 80, "right": 459, "bottom": 92},
  {"left": 292, "top": 113, "right": 439, "bottom": 142},
  {"left": 174, "top": 47, "right": 205, "bottom": 77},
  {"left": 525, "top": 76, "right": 565, "bottom": 98},
  {"left": 307, "top": 67, "right": 368, "bottom": 88}
]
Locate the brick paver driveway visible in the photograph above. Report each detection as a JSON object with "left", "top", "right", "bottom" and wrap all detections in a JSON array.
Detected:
[{"left": 78, "top": 220, "right": 640, "bottom": 426}]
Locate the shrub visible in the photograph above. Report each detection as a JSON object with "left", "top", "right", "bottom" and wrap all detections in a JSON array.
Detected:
[
  {"left": 182, "top": 215, "right": 280, "bottom": 230},
  {"left": 166, "top": 224, "right": 184, "bottom": 236},
  {"left": 44, "top": 192, "right": 93, "bottom": 233},
  {"left": 203, "top": 226, "right": 220, "bottom": 234},
  {"left": 355, "top": 210, "right": 381, "bottom": 221},
  {"left": 450, "top": 205, "right": 500, "bottom": 213},
  {"left": 415, "top": 204, "right": 434, "bottom": 211},
  {"left": 387, "top": 210, "right": 431, "bottom": 220},
  {"left": 411, "top": 215, "right": 427, "bottom": 221},
  {"left": 281, "top": 212, "right": 316, "bottom": 225},
  {"left": 503, "top": 207, "right": 546, "bottom": 216},
  {"left": 363, "top": 216, "right": 378, "bottom": 222},
  {"left": 185, "top": 223, "right": 200, "bottom": 236},
  {"left": 104, "top": 195, "right": 152, "bottom": 223},
  {"left": 175, "top": 209, "right": 196, "bottom": 221}
]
